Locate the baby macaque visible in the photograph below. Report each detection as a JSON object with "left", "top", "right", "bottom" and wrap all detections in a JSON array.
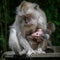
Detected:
[
  {"left": 26, "top": 22, "right": 55, "bottom": 50},
  {"left": 25, "top": 28, "right": 44, "bottom": 49}
]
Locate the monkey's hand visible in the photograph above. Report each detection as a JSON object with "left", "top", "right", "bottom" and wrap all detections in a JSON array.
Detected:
[
  {"left": 40, "top": 34, "right": 50, "bottom": 40},
  {"left": 27, "top": 50, "right": 37, "bottom": 57},
  {"left": 36, "top": 48, "right": 46, "bottom": 54}
]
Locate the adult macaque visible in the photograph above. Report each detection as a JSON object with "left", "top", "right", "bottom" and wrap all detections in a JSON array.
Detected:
[{"left": 9, "top": 1, "right": 55, "bottom": 56}]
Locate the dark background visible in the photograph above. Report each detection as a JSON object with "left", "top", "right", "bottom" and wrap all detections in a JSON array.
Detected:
[{"left": 0, "top": 0, "right": 60, "bottom": 56}]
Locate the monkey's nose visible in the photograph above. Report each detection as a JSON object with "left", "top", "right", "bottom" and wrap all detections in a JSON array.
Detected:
[
  {"left": 25, "top": 17, "right": 30, "bottom": 23},
  {"left": 25, "top": 20, "right": 29, "bottom": 24}
]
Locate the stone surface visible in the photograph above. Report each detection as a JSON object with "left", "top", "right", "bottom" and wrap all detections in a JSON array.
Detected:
[{"left": 3, "top": 46, "right": 60, "bottom": 58}]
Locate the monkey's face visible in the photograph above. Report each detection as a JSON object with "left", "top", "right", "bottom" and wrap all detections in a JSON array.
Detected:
[{"left": 17, "top": 1, "right": 40, "bottom": 26}]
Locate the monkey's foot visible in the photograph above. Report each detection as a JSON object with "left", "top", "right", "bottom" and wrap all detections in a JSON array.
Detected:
[
  {"left": 36, "top": 48, "right": 46, "bottom": 54},
  {"left": 19, "top": 49, "right": 26, "bottom": 55},
  {"left": 27, "top": 50, "right": 36, "bottom": 57}
]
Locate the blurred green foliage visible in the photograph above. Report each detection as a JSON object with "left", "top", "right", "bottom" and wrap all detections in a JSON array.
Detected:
[{"left": 0, "top": 0, "right": 60, "bottom": 52}]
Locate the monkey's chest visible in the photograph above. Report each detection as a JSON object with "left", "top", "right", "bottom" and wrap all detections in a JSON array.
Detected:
[{"left": 22, "top": 25, "right": 37, "bottom": 36}]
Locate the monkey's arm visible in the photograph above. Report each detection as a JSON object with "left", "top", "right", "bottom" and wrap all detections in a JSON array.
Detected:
[{"left": 9, "top": 28, "right": 26, "bottom": 55}]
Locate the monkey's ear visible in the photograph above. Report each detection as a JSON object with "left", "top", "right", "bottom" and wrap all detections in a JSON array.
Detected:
[
  {"left": 47, "top": 22, "right": 55, "bottom": 33},
  {"left": 34, "top": 3, "right": 39, "bottom": 10}
]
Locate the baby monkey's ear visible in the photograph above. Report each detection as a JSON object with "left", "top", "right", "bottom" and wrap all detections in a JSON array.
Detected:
[{"left": 47, "top": 22, "right": 55, "bottom": 34}]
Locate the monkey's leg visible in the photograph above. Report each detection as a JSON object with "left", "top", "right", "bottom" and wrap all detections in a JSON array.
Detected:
[
  {"left": 18, "top": 33, "right": 36, "bottom": 56},
  {"left": 36, "top": 40, "right": 48, "bottom": 54},
  {"left": 41, "top": 40, "right": 48, "bottom": 50},
  {"left": 35, "top": 42, "right": 46, "bottom": 54},
  {"left": 35, "top": 34, "right": 50, "bottom": 54},
  {"left": 9, "top": 28, "right": 26, "bottom": 55},
  {"left": 38, "top": 33, "right": 50, "bottom": 50},
  {"left": 46, "top": 40, "right": 53, "bottom": 49}
]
